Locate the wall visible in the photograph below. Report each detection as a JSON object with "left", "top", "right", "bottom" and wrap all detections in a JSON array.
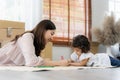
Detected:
[
  {"left": 52, "top": 45, "right": 72, "bottom": 60},
  {"left": 92, "top": 0, "right": 109, "bottom": 41}
]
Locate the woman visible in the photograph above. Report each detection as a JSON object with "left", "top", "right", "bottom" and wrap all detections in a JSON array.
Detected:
[{"left": 0, "top": 20, "right": 68, "bottom": 66}]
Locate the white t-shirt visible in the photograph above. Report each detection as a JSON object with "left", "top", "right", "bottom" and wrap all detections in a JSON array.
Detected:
[
  {"left": 87, "top": 53, "right": 112, "bottom": 67},
  {"left": 70, "top": 52, "right": 94, "bottom": 62},
  {"left": 70, "top": 52, "right": 112, "bottom": 67},
  {"left": 110, "top": 43, "right": 120, "bottom": 58}
]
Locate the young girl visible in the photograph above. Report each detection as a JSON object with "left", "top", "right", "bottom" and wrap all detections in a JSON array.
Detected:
[
  {"left": 0, "top": 20, "right": 68, "bottom": 66},
  {"left": 68, "top": 35, "right": 120, "bottom": 67},
  {"left": 68, "top": 35, "right": 94, "bottom": 66}
]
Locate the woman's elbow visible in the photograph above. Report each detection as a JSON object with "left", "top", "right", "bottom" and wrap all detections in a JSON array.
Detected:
[{"left": 25, "top": 60, "right": 44, "bottom": 67}]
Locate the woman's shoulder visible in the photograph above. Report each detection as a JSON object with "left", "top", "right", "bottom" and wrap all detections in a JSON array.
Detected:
[
  {"left": 22, "top": 33, "right": 34, "bottom": 38},
  {"left": 17, "top": 33, "right": 34, "bottom": 45}
]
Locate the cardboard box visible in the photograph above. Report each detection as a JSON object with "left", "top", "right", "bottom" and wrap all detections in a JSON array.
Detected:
[
  {"left": 0, "top": 20, "right": 25, "bottom": 47},
  {"left": 41, "top": 42, "right": 52, "bottom": 60},
  {"left": 90, "top": 42, "right": 99, "bottom": 54}
]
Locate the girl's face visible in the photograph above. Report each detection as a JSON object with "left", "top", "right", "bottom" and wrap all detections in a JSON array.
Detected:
[
  {"left": 73, "top": 47, "right": 82, "bottom": 56},
  {"left": 45, "top": 30, "right": 55, "bottom": 43}
]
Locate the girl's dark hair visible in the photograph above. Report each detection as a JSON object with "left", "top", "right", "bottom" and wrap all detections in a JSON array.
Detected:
[
  {"left": 72, "top": 35, "right": 90, "bottom": 53},
  {"left": 12, "top": 20, "right": 56, "bottom": 56}
]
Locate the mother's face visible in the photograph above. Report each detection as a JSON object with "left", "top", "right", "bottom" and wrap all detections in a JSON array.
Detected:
[{"left": 44, "top": 30, "right": 55, "bottom": 43}]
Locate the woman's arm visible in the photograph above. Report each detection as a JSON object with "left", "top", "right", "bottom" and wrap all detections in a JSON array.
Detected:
[
  {"left": 18, "top": 33, "right": 44, "bottom": 66},
  {"left": 68, "top": 58, "right": 89, "bottom": 66},
  {"left": 43, "top": 60, "right": 69, "bottom": 66}
]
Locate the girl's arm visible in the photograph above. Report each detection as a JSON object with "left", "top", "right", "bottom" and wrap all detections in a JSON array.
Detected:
[{"left": 68, "top": 58, "right": 89, "bottom": 66}]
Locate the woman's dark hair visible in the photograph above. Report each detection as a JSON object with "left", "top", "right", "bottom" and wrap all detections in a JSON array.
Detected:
[
  {"left": 72, "top": 35, "right": 90, "bottom": 53},
  {"left": 12, "top": 20, "right": 56, "bottom": 56}
]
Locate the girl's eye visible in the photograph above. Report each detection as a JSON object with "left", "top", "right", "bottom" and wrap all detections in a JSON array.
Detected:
[
  {"left": 51, "top": 32, "right": 54, "bottom": 35},
  {"left": 76, "top": 50, "right": 79, "bottom": 52}
]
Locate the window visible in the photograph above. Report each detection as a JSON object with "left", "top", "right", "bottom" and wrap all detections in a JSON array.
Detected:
[
  {"left": 43, "top": 0, "right": 91, "bottom": 45},
  {"left": 0, "top": 0, "right": 42, "bottom": 30},
  {"left": 109, "top": 0, "right": 120, "bottom": 21}
]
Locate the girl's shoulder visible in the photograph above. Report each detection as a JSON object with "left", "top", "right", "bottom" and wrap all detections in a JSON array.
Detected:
[
  {"left": 71, "top": 52, "right": 77, "bottom": 55},
  {"left": 88, "top": 52, "right": 94, "bottom": 55},
  {"left": 82, "top": 52, "right": 94, "bottom": 56},
  {"left": 71, "top": 52, "right": 78, "bottom": 57},
  {"left": 83, "top": 52, "right": 93, "bottom": 54}
]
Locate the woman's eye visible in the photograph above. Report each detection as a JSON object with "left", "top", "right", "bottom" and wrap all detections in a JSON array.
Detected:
[{"left": 51, "top": 33, "right": 53, "bottom": 35}]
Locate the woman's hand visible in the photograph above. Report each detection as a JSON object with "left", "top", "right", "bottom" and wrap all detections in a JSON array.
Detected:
[
  {"left": 57, "top": 60, "right": 69, "bottom": 66},
  {"left": 43, "top": 59, "right": 69, "bottom": 66}
]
